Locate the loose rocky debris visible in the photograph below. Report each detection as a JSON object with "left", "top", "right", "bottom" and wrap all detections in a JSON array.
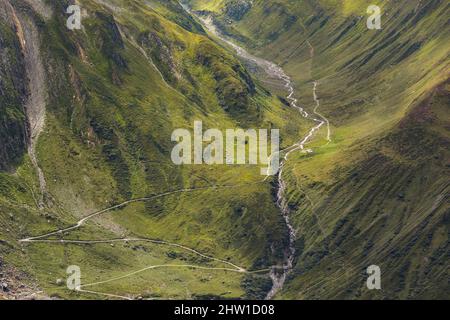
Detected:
[{"left": 0, "top": 259, "right": 45, "bottom": 300}]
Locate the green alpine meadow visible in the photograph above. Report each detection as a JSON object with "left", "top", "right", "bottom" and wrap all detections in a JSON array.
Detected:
[{"left": 0, "top": 0, "right": 448, "bottom": 301}]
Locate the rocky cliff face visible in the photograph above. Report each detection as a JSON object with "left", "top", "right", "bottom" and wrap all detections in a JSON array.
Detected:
[
  {"left": 0, "top": 0, "right": 48, "bottom": 208},
  {"left": 0, "top": 1, "right": 28, "bottom": 171},
  {"left": 224, "top": 0, "right": 252, "bottom": 21}
]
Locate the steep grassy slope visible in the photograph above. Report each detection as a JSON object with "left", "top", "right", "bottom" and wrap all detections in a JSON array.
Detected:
[
  {"left": 186, "top": 0, "right": 450, "bottom": 299},
  {"left": 0, "top": 0, "right": 312, "bottom": 299},
  {"left": 282, "top": 81, "right": 449, "bottom": 299}
]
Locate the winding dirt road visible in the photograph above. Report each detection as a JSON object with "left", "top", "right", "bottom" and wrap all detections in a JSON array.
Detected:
[{"left": 19, "top": 182, "right": 276, "bottom": 299}]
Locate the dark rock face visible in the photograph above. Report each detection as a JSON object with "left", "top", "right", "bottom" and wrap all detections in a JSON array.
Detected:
[
  {"left": 0, "top": 20, "right": 28, "bottom": 171},
  {"left": 139, "top": 31, "right": 178, "bottom": 85},
  {"left": 195, "top": 40, "right": 257, "bottom": 118},
  {"left": 94, "top": 12, "right": 128, "bottom": 84},
  {"left": 224, "top": 0, "right": 252, "bottom": 21}
]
